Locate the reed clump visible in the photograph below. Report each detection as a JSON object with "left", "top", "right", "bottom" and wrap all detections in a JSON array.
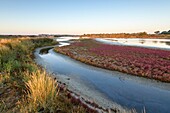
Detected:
[{"left": 19, "top": 70, "right": 59, "bottom": 112}]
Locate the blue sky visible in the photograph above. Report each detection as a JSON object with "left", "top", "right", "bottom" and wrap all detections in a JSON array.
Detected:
[{"left": 0, "top": 0, "right": 170, "bottom": 35}]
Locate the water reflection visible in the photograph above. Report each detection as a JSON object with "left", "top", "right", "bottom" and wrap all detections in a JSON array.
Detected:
[
  {"left": 96, "top": 38, "right": 170, "bottom": 50},
  {"left": 56, "top": 37, "right": 79, "bottom": 42},
  {"left": 166, "top": 42, "right": 170, "bottom": 46},
  {"left": 152, "top": 41, "right": 158, "bottom": 44},
  {"left": 139, "top": 40, "right": 145, "bottom": 44}
]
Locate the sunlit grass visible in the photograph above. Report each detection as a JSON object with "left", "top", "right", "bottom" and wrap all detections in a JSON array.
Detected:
[
  {"left": 19, "top": 70, "right": 86, "bottom": 113},
  {"left": 0, "top": 37, "right": 87, "bottom": 113},
  {"left": 19, "top": 70, "right": 59, "bottom": 112}
]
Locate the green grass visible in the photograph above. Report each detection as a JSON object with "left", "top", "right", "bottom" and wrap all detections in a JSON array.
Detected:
[{"left": 0, "top": 37, "right": 86, "bottom": 113}]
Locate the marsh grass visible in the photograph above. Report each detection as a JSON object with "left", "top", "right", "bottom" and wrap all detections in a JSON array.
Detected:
[
  {"left": 19, "top": 70, "right": 86, "bottom": 113},
  {"left": 18, "top": 70, "right": 59, "bottom": 112},
  {"left": 0, "top": 37, "right": 87, "bottom": 113}
]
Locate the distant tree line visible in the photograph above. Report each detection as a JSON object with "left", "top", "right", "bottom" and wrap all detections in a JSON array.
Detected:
[
  {"left": 0, "top": 35, "right": 38, "bottom": 38},
  {"left": 81, "top": 30, "right": 170, "bottom": 38},
  {"left": 53, "top": 35, "right": 80, "bottom": 37},
  {"left": 154, "top": 30, "right": 170, "bottom": 34},
  {"left": 0, "top": 35, "right": 20, "bottom": 38},
  {"left": 81, "top": 32, "right": 160, "bottom": 38}
]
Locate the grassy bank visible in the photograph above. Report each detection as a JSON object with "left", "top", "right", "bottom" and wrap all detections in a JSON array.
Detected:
[
  {"left": 0, "top": 37, "right": 87, "bottom": 113},
  {"left": 55, "top": 39, "right": 170, "bottom": 82}
]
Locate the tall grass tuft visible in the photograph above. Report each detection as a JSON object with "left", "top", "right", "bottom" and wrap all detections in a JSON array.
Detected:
[{"left": 23, "top": 70, "right": 59, "bottom": 112}]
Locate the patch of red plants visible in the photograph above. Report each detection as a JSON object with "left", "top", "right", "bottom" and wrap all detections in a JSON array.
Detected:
[{"left": 55, "top": 40, "right": 170, "bottom": 82}]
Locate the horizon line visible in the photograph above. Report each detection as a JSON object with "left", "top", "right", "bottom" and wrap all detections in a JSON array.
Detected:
[{"left": 0, "top": 31, "right": 159, "bottom": 36}]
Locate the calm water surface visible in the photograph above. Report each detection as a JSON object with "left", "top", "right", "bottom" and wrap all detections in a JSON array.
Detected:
[{"left": 96, "top": 38, "right": 170, "bottom": 50}]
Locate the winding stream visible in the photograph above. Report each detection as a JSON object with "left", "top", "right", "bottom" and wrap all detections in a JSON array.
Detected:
[{"left": 35, "top": 37, "right": 170, "bottom": 113}]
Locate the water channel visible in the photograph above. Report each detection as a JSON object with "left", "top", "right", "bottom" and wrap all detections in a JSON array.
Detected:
[{"left": 35, "top": 37, "right": 170, "bottom": 113}]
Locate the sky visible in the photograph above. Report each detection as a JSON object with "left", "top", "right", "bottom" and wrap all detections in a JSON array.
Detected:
[{"left": 0, "top": 0, "right": 170, "bottom": 35}]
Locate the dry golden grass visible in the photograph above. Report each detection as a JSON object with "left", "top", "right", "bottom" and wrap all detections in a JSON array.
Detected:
[
  {"left": 0, "top": 37, "right": 71, "bottom": 113},
  {"left": 19, "top": 70, "right": 87, "bottom": 113},
  {"left": 21, "top": 70, "right": 59, "bottom": 112}
]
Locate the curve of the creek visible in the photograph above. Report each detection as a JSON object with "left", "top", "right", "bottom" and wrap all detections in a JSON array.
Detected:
[{"left": 34, "top": 39, "right": 170, "bottom": 113}]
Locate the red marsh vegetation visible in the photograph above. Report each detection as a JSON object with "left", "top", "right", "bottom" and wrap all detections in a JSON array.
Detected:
[{"left": 55, "top": 39, "right": 170, "bottom": 82}]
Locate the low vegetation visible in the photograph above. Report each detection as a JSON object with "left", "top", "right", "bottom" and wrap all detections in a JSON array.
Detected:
[
  {"left": 81, "top": 32, "right": 170, "bottom": 38},
  {"left": 0, "top": 37, "right": 87, "bottom": 113},
  {"left": 55, "top": 39, "right": 170, "bottom": 82},
  {"left": 159, "top": 30, "right": 170, "bottom": 35}
]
